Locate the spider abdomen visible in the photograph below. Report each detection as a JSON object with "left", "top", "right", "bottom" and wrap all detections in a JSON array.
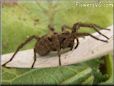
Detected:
[{"left": 35, "top": 37, "right": 51, "bottom": 56}]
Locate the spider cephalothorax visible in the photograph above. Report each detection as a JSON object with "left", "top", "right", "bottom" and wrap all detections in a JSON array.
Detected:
[{"left": 2, "top": 22, "right": 109, "bottom": 68}]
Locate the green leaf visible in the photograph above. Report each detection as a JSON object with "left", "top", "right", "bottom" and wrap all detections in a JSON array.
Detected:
[
  {"left": 82, "top": 75, "right": 94, "bottom": 85},
  {"left": 100, "top": 54, "right": 114, "bottom": 84},
  {"left": 61, "top": 67, "right": 92, "bottom": 84},
  {"left": 2, "top": 65, "right": 92, "bottom": 85}
]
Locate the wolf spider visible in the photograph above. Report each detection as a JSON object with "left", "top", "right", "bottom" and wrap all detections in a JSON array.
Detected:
[{"left": 2, "top": 22, "right": 109, "bottom": 68}]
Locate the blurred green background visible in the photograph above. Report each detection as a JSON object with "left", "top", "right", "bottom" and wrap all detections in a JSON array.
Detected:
[{"left": 1, "top": 0, "right": 113, "bottom": 85}]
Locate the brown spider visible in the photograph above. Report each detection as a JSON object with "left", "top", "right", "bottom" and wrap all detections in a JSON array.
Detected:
[{"left": 2, "top": 22, "right": 109, "bottom": 68}]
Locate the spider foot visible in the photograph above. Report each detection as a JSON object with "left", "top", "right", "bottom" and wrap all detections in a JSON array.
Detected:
[
  {"left": 102, "top": 40, "right": 108, "bottom": 43},
  {"left": 31, "top": 64, "right": 34, "bottom": 68},
  {"left": 2, "top": 64, "right": 11, "bottom": 69},
  {"left": 2, "top": 63, "right": 7, "bottom": 67}
]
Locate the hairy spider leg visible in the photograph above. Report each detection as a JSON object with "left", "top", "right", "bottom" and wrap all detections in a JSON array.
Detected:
[
  {"left": 93, "top": 24, "right": 110, "bottom": 31},
  {"left": 31, "top": 48, "right": 37, "bottom": 68},
  {"left": 57, "top": 48, "right": 61, "bottom": 66},
  {"left": 72, "top": 22, "right": 109, "bottom": 39},
  {"left": 76, "top": 33, "right": 108, "bottom": 42},
  {"left": 48, "top": 24, "right": 57, "bottom": 34},
  {"left": 56, "top": 38, "right": 62, "bottom": 66},
  {"left": 61, "top": 24, "right": 72, "bottom": 32},
  {"left": 60, "top": 25, "right": 80, "bottom": 50},
  {"left": 74, "top": 38, "right": 79, "bottom": 49},
  {"left": 2, "top": 35, "right": 40, "bottom": 67},
  {"left": 51, "top": 34, "right": 62, "bottom": 66},
  {"left": 63, "top": 38, "right": 79, "bottom": 60},
  {"left": 61, "top": 24, "right": 86, "bottom": 39}
]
